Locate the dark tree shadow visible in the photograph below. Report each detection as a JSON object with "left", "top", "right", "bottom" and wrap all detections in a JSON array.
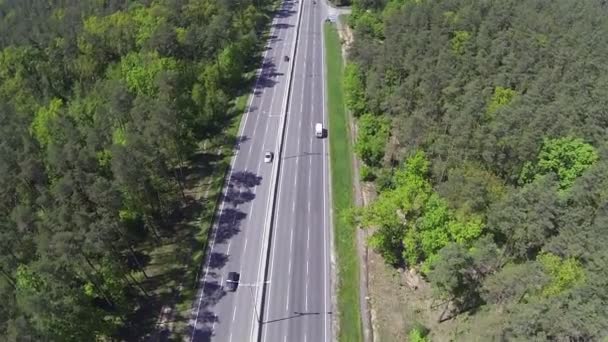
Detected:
[
  {"left": 189, "top": 326, "right": 213, "bottom": 342},
  {"left": 229, "top": 170, "right": 263, "bottom": 188},
  {"left": 273, "top": 22, "right": 295, "bottom": 30},
  {"left": 208, "top": 252, "right": 229, "bottom": 269},
  {"left": 275, "top": 9, "right": 297, "bottom": 19},
  {"left": 186, "top": 280, "right": 228, "bottom": 342},
  {"left": 214, "top": 207, "right": 247, "bottom": 245},
  {"left": 235, "top": 135, "right": 250, "bottom": 150},
  {"left": 223, "top": 187, "right": 256, "bottom": 207},
  {"left": 125, "top": 250, "right": 151, "bottom": 270}
]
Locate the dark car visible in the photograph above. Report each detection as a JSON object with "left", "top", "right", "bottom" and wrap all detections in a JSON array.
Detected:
[
  {"left": 284, "top": 55, "right": 290, "bottom": 62},
  {"left": 225, "top": 272, "right": 240, "bottom": 292}
]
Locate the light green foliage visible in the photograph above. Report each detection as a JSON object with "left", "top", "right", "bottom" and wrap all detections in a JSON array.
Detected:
[
  {"left": 362, "top": 152, "right": 484, "bottom": 266},
  {"left": 408, "top": 326, "right": 430, "bottom": 342},
  {"left": 192, "top": 62, "right": 230, "bottom": 123},
  {"left": 0, "top": 46, "right": 38, "bottom": 113},
  {"left": 81, "top": 11, "right": 136, "bottom": 56},
  {"left": 487, "top": 86, "right": 517, "bottom": 116},
  {"left": 235, "top": 5, "right": 265, "bottom": 34},
  {"left": 443, "top": 11, "right": 459, "bottom": 25},
  {"left": 535, "top": 33, "right": 549, "bottom": 48},
  {"left": 451, "top": 30, "right": 470, "bottom": 55},
  {"left": 31, "top": 98, "right": 63, "bottom": 147},
  {"left": 184, "top": 0, "right": 219, "bottom": 22},
  {"left": 15, "top": 265, "right": 44, "bottom": 293},
  {"left": 132, "top": 4, "right": 168, "bottom": 48},
  {"left": 394, "top": 150, "right": 429, "bottom": 186},
  {"left": 536, "top": 137, "right": 598, "bottom": 189},
  {"left": 218, "top": 43, "right": 245, "bottom": 88},
  {"left": 118, "top": 208, "right": 138, "bottom": 222},
  {"left": 175, "top": 27, "right": 187, "bottom": 44},
  {"left": 344, "top": 63, "right": 367, "bottom": 116},
  {"left": 119, "top": 51, "right": 178, "bottom": 96},
  {"left": 96, "top": 149, "right": 112, "bottom": 167},
  {"left": 414, "top": 194, "right": 451, "bottom": 262},
  {"left": 448, "top": 214, "right": 484, "bottom": 244},
  {"left": 351, "top": 9, "right": 384, "bottom": 39},
  {"left": 355, "top": 113, "right": 390, "bottom": 166},
  {"left": 521, "top": 137, "right": 598, "bottom": 189},
  {"left": 112, "top": 127, "right": 127, "bottom": 146},
  {"left": 382, "top": 0, "right": 412, "bottom": 19},
  {"left": 538, "top": 252, "right": 585, "bottom": 297},
  {"left": 360, "top": 164, "right": 376, "bottom": 181}
]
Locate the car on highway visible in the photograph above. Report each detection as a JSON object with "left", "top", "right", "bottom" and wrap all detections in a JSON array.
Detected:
[
  {"left": 264, "top": 151, "right": 274, "bottom": 163},
  {"left": 315, "top": 123, "right": 324, "bottom": 138},
  {"left": 225, "top": 272, "right": 240, "bottom": 292},
  {"left": 284, "top": 55, "right": 290, "bottom": 62}
]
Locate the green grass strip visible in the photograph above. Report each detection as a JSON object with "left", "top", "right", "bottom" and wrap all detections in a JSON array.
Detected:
[{"left": 324, "top": 22, "right": 363, "bottom": 342}]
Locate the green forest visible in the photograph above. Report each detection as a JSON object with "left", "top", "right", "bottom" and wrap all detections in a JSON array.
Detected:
[
  {"left": 346, "top": 0, "right": 608, "bottom": 340},
  {"left": 0, "top": 0, "right": 272, "bottom": 340}
]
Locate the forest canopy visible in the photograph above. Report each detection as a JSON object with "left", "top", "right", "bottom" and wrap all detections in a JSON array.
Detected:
[
  {"left": 0, "top": 0, "right": 271, "bottom": 340},
  {"left": 347, "top": 0, "right": 608, "bottom": 340}
]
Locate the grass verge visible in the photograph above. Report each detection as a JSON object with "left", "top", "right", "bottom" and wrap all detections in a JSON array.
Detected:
[{"left": 324, "top": 22, "right": 363, "bottom": 342}]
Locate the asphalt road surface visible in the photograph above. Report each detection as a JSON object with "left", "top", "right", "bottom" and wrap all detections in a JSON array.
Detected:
[
  {"left": 187, "top": 0, "right": 302, "bottom": 340},
  {"left": 260, "top": 0, "right": 332, "bottom": 340}
]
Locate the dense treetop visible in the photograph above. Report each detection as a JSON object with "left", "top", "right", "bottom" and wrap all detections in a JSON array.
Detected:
[
  {"left": 347, "top": 0, "right": 608, "bottom": 339},
  {"left": 0, "top": 0, "right": 270, "bottom": 340}
]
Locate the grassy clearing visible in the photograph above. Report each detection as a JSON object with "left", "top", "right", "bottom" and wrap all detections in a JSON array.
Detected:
[{"left": 325, "top": 22, "right": 363, "bottom": 342}]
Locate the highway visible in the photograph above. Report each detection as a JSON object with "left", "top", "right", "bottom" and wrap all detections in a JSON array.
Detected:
[
  {"left": 188, "top": 0, "right": 332, "bottom": 340},
  {"left": 260, "top": 0, "right": 332, "bottom": 341},
  {"left": 187, "top": 0, "right": 301, "bottom": 341}
]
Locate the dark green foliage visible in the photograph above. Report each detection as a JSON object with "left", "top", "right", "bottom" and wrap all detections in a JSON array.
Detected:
[
  {"left": 350, "top": 0, "right": 608, "bottom": 339},
  {"left": 0, "top": 0, "right": 272, "bottom": 339},
  {"left": 488, "top": 176, "right": 561, "bottom": 260}
]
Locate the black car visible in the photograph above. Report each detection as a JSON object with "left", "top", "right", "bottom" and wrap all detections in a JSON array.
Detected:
[
  {"left": 284, "top": 55, "right": 290, "bottom": 62},
  {"left": 225, "top": 272, "right": 240, "bottom": 292}
]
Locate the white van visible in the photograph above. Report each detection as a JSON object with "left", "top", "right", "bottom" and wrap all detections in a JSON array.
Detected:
[{"left": 315, "top": 123, "right": 323, "bottom": 138}]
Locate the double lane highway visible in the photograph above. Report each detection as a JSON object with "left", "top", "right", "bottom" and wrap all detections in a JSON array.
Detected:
[
  {"left": 260, "top": 0, "right": 332, "bottom": 341},
  {"left": 188, "top": 0, "right": 332, "bottom": 340}
]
